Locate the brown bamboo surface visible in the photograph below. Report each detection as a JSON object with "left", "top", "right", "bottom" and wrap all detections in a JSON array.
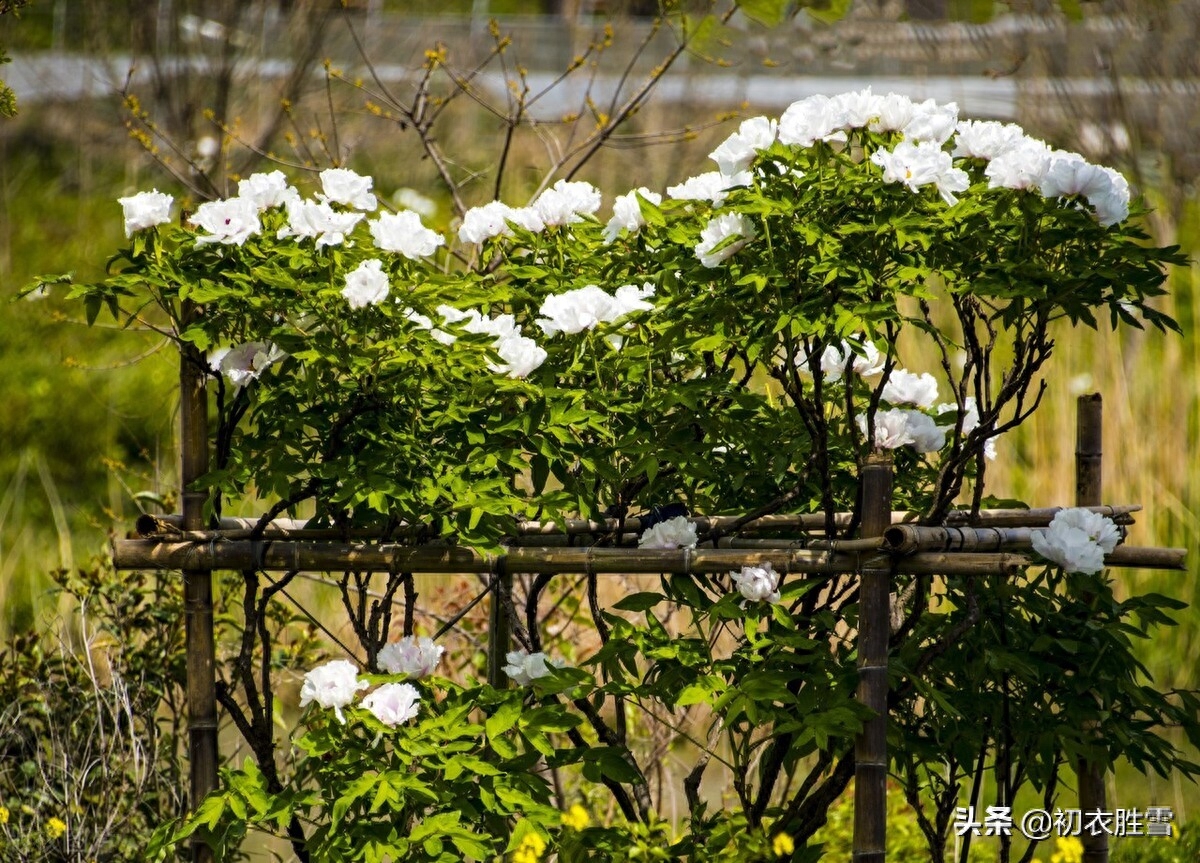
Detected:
[
  {"left": 135, "top": 504, "right": 1140, "bottom": 542},
  {"left": 110, "top": 539, "right": 1185, "bottom": 574},
  {"left": 881, "top": 523, "right": 1132, "bottom": 555}
]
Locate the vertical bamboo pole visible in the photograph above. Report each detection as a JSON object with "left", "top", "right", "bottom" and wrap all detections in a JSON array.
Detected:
[
  {"left": 1076, "top": 394, "right": 1108, "bottom": 863},
  {"left": 486, "top": 558, "right": 512, "bottom": 687},
  {"left": 854, "top": 455, "right": 893, "bottom": 863},
  {"left": 181, "top": 304, "right": 217, "bottom": 863}
]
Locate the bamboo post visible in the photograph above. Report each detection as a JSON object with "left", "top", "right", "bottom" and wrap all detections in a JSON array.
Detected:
[
  {"left": 854, "top": 456, "right": 893, "bottom": 863},
  {"left": 1076, "top": 394, "right": 1108, "bottom": 863},
  {"left": 180, "top": 305, "right": 217, "bottom": 863},
  {"left": 486, "top": 557, "right": 512, "bottom": 688}
]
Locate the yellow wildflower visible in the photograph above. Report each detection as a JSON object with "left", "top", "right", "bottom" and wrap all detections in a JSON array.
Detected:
[
  {"left": 0, "top": 805, "right": 8, "bottom": 824},
  {"left": 513, "top": 832, "right": 547, "bottom": 863},
  {"left": 562, "top": 804, "right": 590, "bottom": 831},
  {"left": 46, "top": 817, "right": 67, "bottom": 839},
  {"left": 772, "top": 832, "right": 795, "bottom": 857},
  {"left": 1049, "top": 836, "right": 1083, "bottom": 863}
]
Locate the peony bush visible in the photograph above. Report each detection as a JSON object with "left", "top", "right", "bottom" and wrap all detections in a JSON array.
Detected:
[{"left": 52, "top": 89, "right": 1200, "bottom": 861}]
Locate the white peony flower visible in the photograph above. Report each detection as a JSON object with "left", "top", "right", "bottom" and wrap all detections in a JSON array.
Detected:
[
  {"left": 394, "top": 187, "right": 437, "bottom": 218},
  {"left": 797, "top": 339, "right": 884, "bottom": 382},
  {"left": 118, "top": 189, "right": 173, "bottom": 237},
  {"left": 491, "top": 333, "right": 547, "bottom": 379},
  {"left": 402, "top": 308, "right": 456, "bottom": 345},
  {"left": 208, "top": 341, "right": 286, "bottom": 389},
  {"left": 1030, "top": 508, "right": 1119, "bottom": 574},
  {"left": 536, "top": 283, "right": 655, "bottom": 337},
  {"left": 458, "top": 201, "right": 544, "bottom": 243},
  {"left": 190, "top": 197, "right": 261, "bottom": 246},
  {"left": 378, "top": 636, "right": 444, "bottom": 678},
  {"left": 360, "top": 682, "right": 421, "bottom": 727},
  {"left": 902, "top": 99, "right": 959, "bottom": 145},
  {"left": 299, "top": 659, "right": 368, "bottom": 723},
  {"left": 709, "top": 116, "right": 778, "bottom": 175},
  {"left": 342, "top": 259, "right": 390, "bottom": 308},
  {"left": 831, "top": 87, "right": 884, "bottom": 129},
  {"left": 318, "top": 167, "right": 377, "bottom": 211},
  {"left": 858, "top": 408, "right": 945, "bottom": 453},
  {"left": 603, "top": 187, "right": 662, "bottom": 244},
  {"left": 278, "top": 198, "right": 365, "bottom": 247},
  {"left": 532, "top": 179, "right": 602, "bottom": 226},
  {"left": 952, "top": 120, "right": 1026, "bottom": 161},
  {"left": 666, "top": 171, "right": 752, "bottom": 206},
  {"left": 870, "top": 140, "right": 969, "bottom": 206},
  {"left": 778, "top": 94, "right": 849, "bottom": 147},
  {"left": 730, "top": 562, "right": 782, "bottom": 604},
  {"left": 1039, "top": 151, "right": 1113, "bottom": 200},
  {"left": 695, "top": 212, "right": 756, "bottom": 268},
  {"left": 504, "top": 649, "right": 563, "bottom": 686},
  {"left": 638, "top": 514, "right": 698, "bottom": 550},
  {"left": 1091, "top": 167, "right": 1129, "bottom": 227},
  {"left": 881, "top": 369, "right": 939, "bottom": 408},
  {"left": 369, "top": 210, "right": 445, "bottom": 259},
  {"left": 237, "top": 171, "right": 297, "bottom": 211},
  {"left": 985, "top": 136, "right": 1053, "bottom": 191},
  {"left": 868, "top": 92, "right": 917, "bottom": 133}
]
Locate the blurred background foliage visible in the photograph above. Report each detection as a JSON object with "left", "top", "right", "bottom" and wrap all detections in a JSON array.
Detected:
[{"left": 1, "top": 0, "right": 1199, "bottom": 850}]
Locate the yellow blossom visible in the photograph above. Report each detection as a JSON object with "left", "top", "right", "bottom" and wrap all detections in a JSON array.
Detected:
[
  {"left": 46, "top": 817, "right": 67, "bottom": 839},
  {"left": 772, "top": 832, "right": 794, "bottom": 857},
  {"left": 512, "top": 832, "right": 546, "bottom": 863},
  {"left": 562, "top": 803, "right": 590, "bottom": 831},
  {"left": 1049, "top": 836, "right": 1083, "bottom": 863},
  {"left": 0, "top": 805, "right": 8, "bottom": 824}
]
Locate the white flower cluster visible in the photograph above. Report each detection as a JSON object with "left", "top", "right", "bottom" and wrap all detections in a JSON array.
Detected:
[
  {"left": 696, "top": 212, "right": 756, "bottom": 268},
  {"left": 436, "top": 305, "right": 547, "bottom": 378},
  {"left": 730, "top": 562, "right": 782, "bottom": 605},
  {"left": 536, "top": 283, "right": 656, "bottom": 336},
  {"left": 638, "top": 515, "right": 698, "bottom": 550},
  {"left": 603, "top": 187, "right": 662, "bottom": 243},
  {"left": 796, "top": 338, "right": 884, "bottom": 382},
  {"left": 299, "top": 639, "right": 443, "bottom": 726},
  {"left": 1030, "top": 508, "right": 1122, "bottom": 574},
  {"left": 503, "top": 648, "right": 565, "bottom": 686},
  {"left": 457, "top": 180, "right": 603, "bottom": 243},
  {"left": 118, "top": 189, "right": 174, "bottom": 237},
  {"left": 666, "top": 170, "right": 752, "bottom": 207}
]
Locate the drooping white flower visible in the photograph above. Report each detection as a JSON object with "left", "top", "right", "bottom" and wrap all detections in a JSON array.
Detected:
[
  {"left": 902, "top": 98, "right": 959, "bottom": 145},
  {"left": 238, "top": 171, "right": 297, "bottom": 211},
  {"left": 208, "top": 341, "right": 286, "bottom": 388},
  {"left": 935, "top": 399, "right": 999, "bottom": 460},
  {"left": 1039, "top": 151, "right": 1113, "bottom": 200},
  {"left": 709, "top": 116, "right": 778, "bottom": 175},
  {"left": 378, "top": 636, "right": 444, "bottom": 678},
  {"left": 985, "top": 136, "right": 1053, "bottom": 191},
  {"left": 881, "top": 369, "right": 939, "bottom": 408},
  {"left": 610, "top": 282, "right": 656, "bottom": 318},
  {"left": 870, "top": 140, "right": 969, "bottom": 206},
  {"left": 603, "top": 188, "right": 662, "bottom": 243},
  {"left": 299, "top": 659, "right": 368, "bottom": 723},
  {"left": 369, "top": 210, "right": 445, "bottom": 259},
  {"left": 118, "top": 189, "right": 173, "bottom": 237},
  {"left": 318, "top": 167, "right": 377, "bottom": 211},
  {"left": 666, "top": 171, "right": 752, "bottom": 206},
  {"left": 190, "top": 197, "right": 261, "bottom": 246},
  {"left": 532, "top": 179, "right": 602, "bottom": 226},
  {"left": 638, "top": 515, "right": 698, "bottom": 550},
  {"left": 778, "top": 94, "right": 849, "bottom": 147},
  {"left": 797, "top": 339, "right": 884, "bottom": 382},
  {"left": 360, "top": 682, "right": 421, "bottom": 727},
  {"left": 342, "top": 259, "right": 390, "bottom": 309},
  {"left": 1091, "top": 167, "right": 1130, "bottom": 227},
  {"left": 503, "top": 649, "right": 563, "bottom": 686},
  {"left": 858, "top": 408, "right": 945, "bottom": 453},
  {"left": 278, "top": 198, "right": 365, "bottom": 247},
  {"left": 695, "top": 212, "right": 756, "bottom": 268},
  {"left": 730, "top": 562, "right": 782, "bottom": 604},
  {"left": 952, "top": 120, "right": 1026, "bottom": 161},
  {"left": 1030, "top": 508, "right": 1118, "bottom": 574}
]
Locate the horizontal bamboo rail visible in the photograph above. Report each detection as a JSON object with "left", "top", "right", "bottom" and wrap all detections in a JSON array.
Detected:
[
  {"left": 881, "top": 523, "right": 1133, "bottom": 555},
  {"left": 134, "top": 504, "right": 1140, "bottom": 542},
  {"left": 111, "top": 538, "right": 1185, "bottom": 574}
]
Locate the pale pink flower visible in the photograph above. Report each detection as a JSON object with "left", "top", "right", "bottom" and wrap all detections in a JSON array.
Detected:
[
  {"left": 361, "top": 682, "right": 421, "bottom": 727},
  {"left": 378, "top": 636, "right": 444, "bottom": 678},
  {"left": 730, "top": 563, "right": 781, "bottom": 604},
  {"left": 638, "top": 515, "right": 698, "bottom": 550},
  {"left": 299, "top": 659, "right": 368, "bottom": 723}
]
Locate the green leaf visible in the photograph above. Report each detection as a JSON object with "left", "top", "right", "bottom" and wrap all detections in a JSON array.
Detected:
[
  {"left": 612, "top": 592, "right": 665, "bottom": 612},
  {"left": 738, "top": 0, "right": 790, "bottom": 26}
]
